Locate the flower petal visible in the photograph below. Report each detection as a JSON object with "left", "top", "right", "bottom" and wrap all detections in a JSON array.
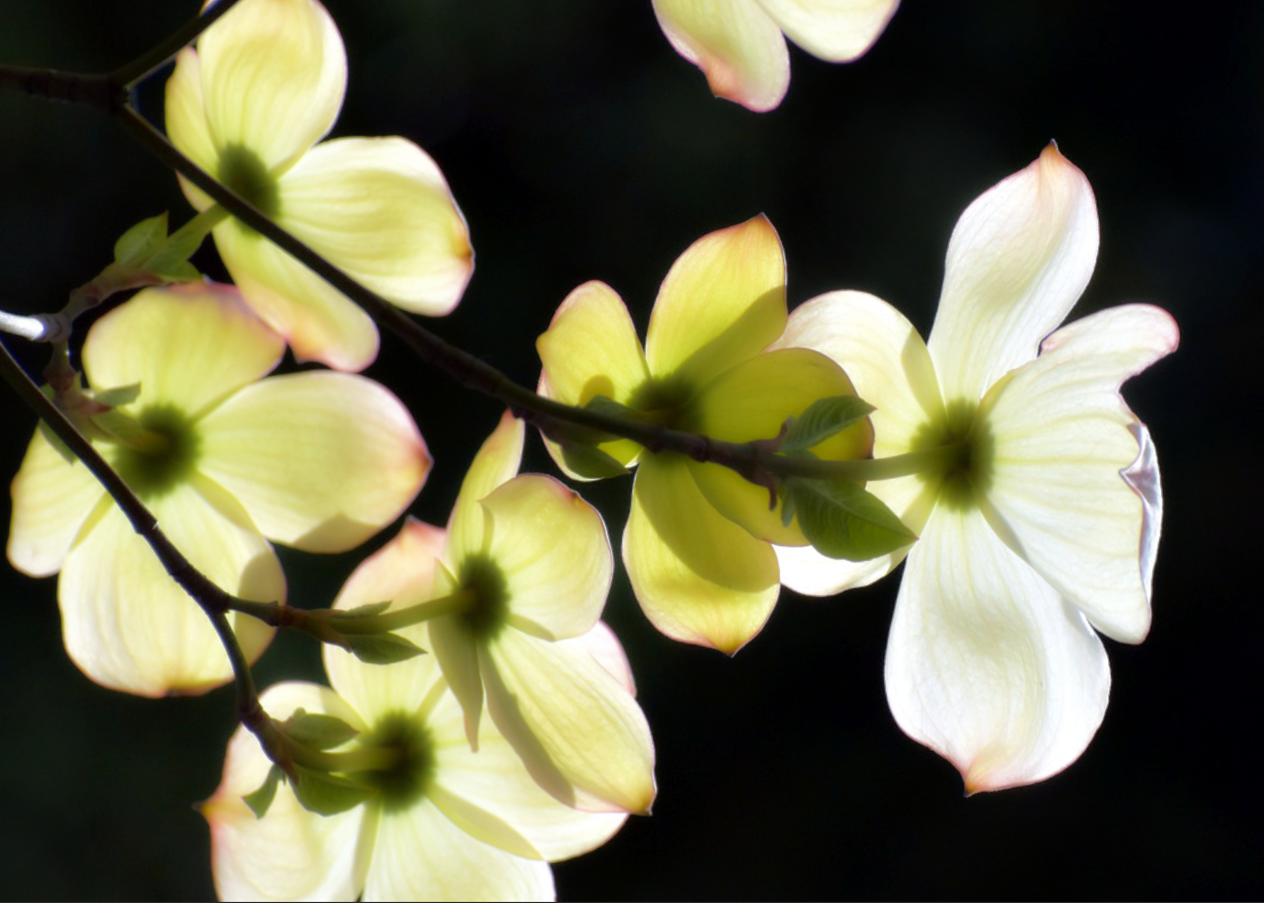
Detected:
[
  {"left": 686, "top": 346, "right": 871, "bottom": 545},
  {"left": 366, "top": 799, "right": 552, "bottom": 902},
  {"left": 165, "top": 48, "right": 218, "bottom": 212},
  {"left": 211, "top": 217, "right": 380, "bottom": 371},
  {"left": 651, "top": 0, "right": 790, "bottom": 111},
  {"left": 754, "top": 0, "right": 899, "bottom": 61},
  {"left": 483, "top": 629, "right": 657, "bottom": 815},
  {"left": 197, "top": 371, "right": 429, "bottom": 552},
  {"left": 59, "top": 484, "right": 279, "bottom": 696},
  {"left": 197, "top": 0, "right": 346, "bottom": 172},
  {"left": 928, "top": 144, "right": 1100, "bottom": 403},
  {"left": 204, "top": 682, "right": 369, "bottom": 903},
  {"left": 83, "top": 285, "right": 283, "bottom": 418},
  {"left": 480, "top": 475, "right": 611, "bottom": 641},
  {"left": 645, "top": 215, "right": 786, "bottom": 388},
  {"left": 279, "top": 136, "right": 473, "bottom": 316},
  {"left": 772, "top": 290, "right": 944, "bottom": 593},
  {"left": 536, "top": 281, "right": 649, "bottom": 475},
  {"left": 447, "top": 412, "right": 525, "bottom": 560},
  {"left": 885, "top": 503, "right": 1110, "bottom": 792},
  {"left": 978, "top": 304, "right": 1178, "bottom": 643},
  {"left": 623, "top": 455, "right": 779, "bottom": 654},
  {"left": 561, "top": 621, "right": 638, "bottom": 696},
  {"left": 8, "top": 429, "right": 106, "bottom": 577}
]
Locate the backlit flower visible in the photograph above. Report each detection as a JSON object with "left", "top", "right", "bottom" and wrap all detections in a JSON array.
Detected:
[
  {"left": 775, "top": 145, "right": 1178, "bottom": 790},
  {"left": 7, "top": 285, "right": 429, "bottom": 695},
  {"left": 537, "top": 215, "right": 872, "bottom": 654},
  {"left": 203, "top": 520, "right": 630, "bottom": 902},
  {"left": 166, "top": 0, "right": 473, "bottom": 371},
  {"left": 652, "top": 0, "right": 900, "bottom": 111}
]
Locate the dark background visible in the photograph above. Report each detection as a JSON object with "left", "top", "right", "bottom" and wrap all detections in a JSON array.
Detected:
[{"left": 1, "top": 1, "right": 1260, "bottom": 898}]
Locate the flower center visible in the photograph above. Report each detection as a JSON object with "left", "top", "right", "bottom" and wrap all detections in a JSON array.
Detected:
[
  {"left": 628, "top": 374, "right": 695, "bottom": 431},
  {"left": 454, "top": 554, "right": 510, "bottom": 641},
  {"left": 217, "top": 144, "right": 281, "bottom": 225},
  {"left": 357, "top": 712, "right": 435, "bottom": 813},
  {"left": 911, "top": 398, "right": 994, "bottom": 510},
  {"left": 111, "top": 405, "right": 201, "bottom": 500}
]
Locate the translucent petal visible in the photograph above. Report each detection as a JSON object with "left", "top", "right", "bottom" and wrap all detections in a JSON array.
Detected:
[
  {"left": 686, "top": 346, "right": 871, "bottom": 545},
  {"left": 447, "top": 411, "right": 525, "bottom": 559},
  {"left": 484, "top": 629, "right": 657, "bottom": 814},
  {"left": 428, "top": 572, "right": 486, "bottom": 749},
  {"left": 561, "top": 621, "right": 638, "bottom": 696},
  {"left": 651, "top": 0, "right": 790, "bottom": 111},
  {"left": 536, "top": 371, "right": 643, "bottom": 481},
  {"left": 645, "top": 215, "right": 786, "bottom": 388},
  {"left": 773, "top": 291, "right": 943, "bottom": 592},
  {"left": 754, "top": 0, "right": 899, "bottom": 61},
  {"left": 165, "top": 48, "right": 218, "bottom": 212},
  {"left": 59, "top": 484, "right": 279, "bottom": 696},
  {"left": 623, "top": 456, "right": 779, "bottom": 654},
  {"left": 211, "top": 217, "right": 380, "bottom": 371},
  {"left": 480, "top": 476, "right": 611, "bottom": 641},
  {"left": 83, "top": 285, "right": 283, "bottom": 419},
  {"left": 279, "top": 137, "right": 473, "bottom": 316},
  {"left": 885, "top": 504, "right": 1110, "bottom": 792},
  {"left": 366, "top": 799, "right": 552, "bottom": 902},
  {"left": 928, "top": 145, "right": 1100, "bottom": 403},
  {"left": 7, "top": 429, "right": 106, "bottom": 577},
  {"left": 197, "top": 371, "right": 429, "bottom": 552},
  {"left": 197, "top": 0, "right": 346, "bottom": 172},
  {"left": 205, "top": 682, "right": 369, "bottom": 903},
  {"left": 978, "top": 304, "right": 1179, "bottom": 643}
]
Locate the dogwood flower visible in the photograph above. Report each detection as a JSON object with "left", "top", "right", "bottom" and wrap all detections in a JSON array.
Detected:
[
  {"left": 7, "top": 285, "right": 429, "bottom": 696},
  {"left": 387, "top": 413, "right": 656, "bottom": 814},
  {"left": 537, "top": 215, "right": 873, "bottom": 654},
  {"left": 652, "top": 0, "right": 900, "bottom": 111},
  {"left": 203, "top": 520, "right": 630, "bottom": 902},
  {"left": 773, "top": 145, "right": 1178, "bottom": 791},
  {"left": 166, "top": 0, "right": 472, "bottom": 371}
]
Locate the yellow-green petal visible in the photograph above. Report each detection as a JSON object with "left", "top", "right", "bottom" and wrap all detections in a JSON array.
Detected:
[
  {"left": 8, "top": 429, "right": 106, "bottom": 577},
  {"left": 623, "top": 456, "right": 779, "bottom": 653},
  {"left": 197, "top": 0, "right": 346, "bottom": 173},
  {"left": 447, "top": 412, "right": 525, "bottom": 560},
  {"left": 754, "top": 0, "right": 900, "bottom": 61},
  {"left": 645, "top": 214, "right": 786, "bottom": 388},
  {"left": 279, "top": 136, "right": 473, "bottom": 316},
  {"left": 686, "top": 346, "right": 871, "bottom": 545},
  {"left": 651, "top": 0, "right": 791, "bottom": 111},
  {"left": 196, "top": 371, "right": 429, "bottom": 553},
  {"left": 84, "top": 285, "right": 283, "bottom": 419},
  {"left": 165, "top": 47, "right": 218, "bottom": 212}
]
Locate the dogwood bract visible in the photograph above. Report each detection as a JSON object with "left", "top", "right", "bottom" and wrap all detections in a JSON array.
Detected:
[
  {"left": 652, "top": 0, "right": 900, "bottom": 111},
  {"left": 774, "top": 145, "right": 1178, "bottom": 791},
  {"left": 7, "top": 285, "right": 429, "bottom": 696},
  {"left": 166, "top": 0, "right": 472, "bottom": 371},
  {"left": 204, "top": 520, "right": 630, "bottom": 902},
  {"left": 537, "top": 215, "right": 873, "bottom": 654}
]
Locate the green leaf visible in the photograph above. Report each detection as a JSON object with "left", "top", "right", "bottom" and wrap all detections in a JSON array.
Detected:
[
  {"left": 290, "top": 765, "right": 375, "bottom": 816},
  {"left": 284, "top": 709, "right": 359, "bottom": 751},
  {"left": 328, "top": 600, "right": 393, "bottom": 620},
  {"left": 242, "top": 764, "right": 284, "bottom": 819},
  {"left": 113, "top": 213, "right": 169, "bottom": 267},
  {"left": 559, "top": 441, "right": 629, "bottom": 479},
  {"left": 37, "top": 420, "right": 77, "bottom": 465},
  {"left": 344, "top": 632, "right": 427, "bottom": 665},
  {"left": 788, "top": 478, "right": 917, "bottom": 561},
  {"left": 782, "top": 396, "right": 875, "bottom": 453}
]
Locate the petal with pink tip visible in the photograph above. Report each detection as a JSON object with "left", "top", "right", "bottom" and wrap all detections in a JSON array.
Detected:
[
  {"left": 623, "top": 456, "right": 778, "bottom": 654},
  {"left": 928, "top": 145, "right": 1100, "bottom": 403},
  {"left": 885, "top": 503, "right": 1110, "bottom": 793},
  {"left": 652, "top": 0, "right": 790, "bottom": 111},
  {"left": 197, "top": 371, "right": 428, "bottom": 553},
  {"left": 755, "top": 0, "right": 899, "bottom": 61},
  {"left": 978, "top": 304, "right": 1178, "bottom": 643}
]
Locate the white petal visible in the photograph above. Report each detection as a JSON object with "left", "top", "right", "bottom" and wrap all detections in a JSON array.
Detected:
[
  {"left": 885, "top": 503, "right": 1110, "bottom": 792},
  {"left": 754, "top": 0, "right": 899, "bottom": 61},
  {"left": 928, "top": 144, "right": 1100, "bottom": 403},
  {"left": 978, "top": 304, "right": 1178, "bottom": 643}
]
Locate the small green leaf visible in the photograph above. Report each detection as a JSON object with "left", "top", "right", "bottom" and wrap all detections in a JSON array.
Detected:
[
  {"left": 242, "top": 764, "right": 284, "bottom": 819},
  {"left": 113, "top": 213, "right": 169, "bottom": 267},
  {"left": 560, "top": 441, "right": 629, "bottom": 480},
  {"left": 788, "top": 478, "right": 917, "bottom": 561},
  {"left": 779, "top": 486, "right": 796, "bottom": 528},
  {"left": 284, "top": 709, "right": 360, "bottom": 751},
  {"left": 782, "top": 396, "right": 876, "bottom": 452},
  {"left": 291, "top": 765, "right": 375, "bottom": 816},
  {"left": 91, "top": 383, "right": 141, "bottom": 408},
  {"left": 344, "top": 632, "right": 427, "bottom": 665},
  {"left": 328, "top": 600, "right": 393, "bottom": 620},
  {"left": 37, "top": 420, "right": 77, "bottom": 465}
]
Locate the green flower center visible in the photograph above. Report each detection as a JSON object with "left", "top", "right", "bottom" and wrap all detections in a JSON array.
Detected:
[
  {"left": 217, "top": 144, "right": 281, "bottom": 225},
  {"left": 455, "top": 554, "right": 510, "bottom": 641},
  {"left": 628, "top": 374, "right": 695, "bottom": 431},
  {"left": 112, "top": 405, "right": 201, "bottom": 500},
  {"left": 911, "top": 398, "right": 994, "bottom": 510},
  {"left": 357, "top": 712, "right": 435, "bottom": 813}
]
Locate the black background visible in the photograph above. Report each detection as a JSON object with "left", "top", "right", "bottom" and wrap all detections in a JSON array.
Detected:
[{"left": 1, "top": 1, "right": 1260, "bottom": 898}]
